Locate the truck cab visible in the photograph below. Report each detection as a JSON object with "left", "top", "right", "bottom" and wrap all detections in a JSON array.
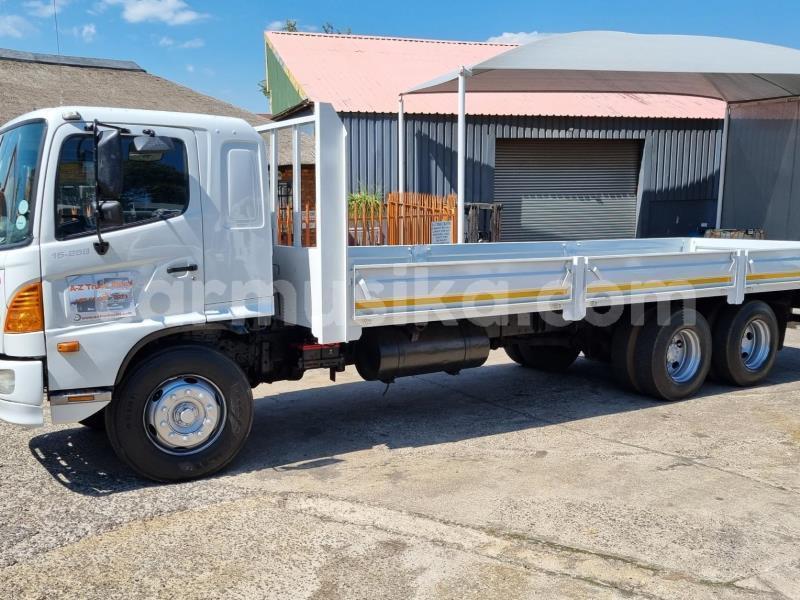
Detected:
[{"left": 0, "top": 107, "right": 273, "bottom": 431}]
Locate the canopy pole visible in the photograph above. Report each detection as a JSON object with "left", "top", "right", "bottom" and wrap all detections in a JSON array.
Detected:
[
  {"left": 457, "top": 67, "right": 469, "bottom": 244},
  {"left": 715, "top": 106, "right": 731, "bottom": 229},
  {"left": 398, "top": 95, "right": 405, "bottom": 196}
]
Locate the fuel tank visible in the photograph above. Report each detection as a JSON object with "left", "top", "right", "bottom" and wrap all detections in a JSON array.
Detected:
[{"left": 355, "top": 322, "right": 490, "bottom": 382}]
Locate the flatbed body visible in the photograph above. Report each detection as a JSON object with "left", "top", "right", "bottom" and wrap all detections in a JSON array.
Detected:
[{"left": 347, "top": 237, "right": 800, "bottom": 329}]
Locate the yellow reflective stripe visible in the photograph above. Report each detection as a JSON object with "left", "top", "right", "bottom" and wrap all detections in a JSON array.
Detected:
[
  {"left": 587, "top": 275, "right": 732, "bottom": 294},
  {"left": 355, "top": 287, "right": 569, "bottom": 310},
  {"left": 746, "top": 270, "right": 800, "bottom": 281}
]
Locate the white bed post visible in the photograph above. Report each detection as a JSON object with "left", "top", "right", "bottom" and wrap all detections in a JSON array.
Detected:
[
  {"left": 292, "top": 124, "right": 302, "bottom": 246},
  {"left": 398, "top": 95, "right": 405, "bottom": 196},
  {"left": 715, "top": 105, "right": 731, "bottom": 229},
  {"left": 456, "top": 67, "right": 469, "bottom": 244}
]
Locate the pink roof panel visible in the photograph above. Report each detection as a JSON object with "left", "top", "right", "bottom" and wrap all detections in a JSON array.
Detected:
[{"left": 265, "top": 32, "right": 726, "bottom": 119}]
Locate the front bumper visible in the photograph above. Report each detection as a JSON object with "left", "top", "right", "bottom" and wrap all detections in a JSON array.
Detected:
[{"left": 0, "top": 358, "right": 44, "bottom": 427}]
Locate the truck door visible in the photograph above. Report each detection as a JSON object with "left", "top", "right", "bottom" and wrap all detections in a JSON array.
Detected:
[
  {"left": 201, "top": 135, "right": 273, "bottom": 321},
  {"left": 39, "top": 121, "right": 205, "bottom": 392}
]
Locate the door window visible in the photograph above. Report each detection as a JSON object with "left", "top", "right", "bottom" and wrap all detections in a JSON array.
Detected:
[
  {"left": 55, "top": 133, "right": 189, "bottom": 239},
  {"left": 225, "top": 144, "right": 263, "bottom": 228}
]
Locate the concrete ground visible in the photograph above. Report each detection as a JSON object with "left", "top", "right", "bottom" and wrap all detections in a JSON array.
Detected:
[{"left": 2, "top": 331, "right": 800, "bottom": 600}]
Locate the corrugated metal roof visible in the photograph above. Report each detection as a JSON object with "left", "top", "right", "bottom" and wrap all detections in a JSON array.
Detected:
[{"left": 265, "top": 31, "right": 727, "bottom": 119}]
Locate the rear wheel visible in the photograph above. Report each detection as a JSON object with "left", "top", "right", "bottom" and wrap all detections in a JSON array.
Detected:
[
  {"left": 611, "top": 319, "right": 645, "bottom": 392},
  {"left": 503, "top": 343, "right": 524, "bottom": 365},
  {"left": 712, "top": 300, "right": 778, "bottom": 387},
  {"left": 105, "top": 345, "right": 254, "bottom": 482},
  {"left": 634, "top": 308, "right": 712, "bottom": 401},
  {"left": 513, "top": 344, "right": 580, "bottom": 373}
]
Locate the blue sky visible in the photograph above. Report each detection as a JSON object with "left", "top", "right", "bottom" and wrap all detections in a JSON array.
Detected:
[{"left": 0, "top": 0, "right": 799, "bottom": 113}]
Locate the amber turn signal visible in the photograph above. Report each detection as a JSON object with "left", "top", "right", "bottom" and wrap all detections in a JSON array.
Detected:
[
  {"left": 4, "top": 281, "right": 44, "bottom": 334},
  {"left": 57, "top": 341, "right": 80, "bottom": 353},
  {"left": 66, "top": 394, "right": 94, "bottom": 403}
]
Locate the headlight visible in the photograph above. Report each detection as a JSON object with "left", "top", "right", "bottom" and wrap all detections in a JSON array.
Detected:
[{"left": 0, "top": 369, "right": 16, "bottom": 394}]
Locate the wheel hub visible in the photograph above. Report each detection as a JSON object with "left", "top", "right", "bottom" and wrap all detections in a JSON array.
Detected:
[
  {"left": 740, "top": 318, "right": 771, "bottom": 371},
  {"left": 145, "top": 376, "right": 225, "bottom": 454},
  {"left": 665, "top": 329, "right": 701, "bottom": 384}
]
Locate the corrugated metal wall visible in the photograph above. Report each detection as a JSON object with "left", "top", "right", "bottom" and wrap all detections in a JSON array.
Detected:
[
  {"left": 722, "top": 99, "right": 800, "bottom": 240},
  {"left": 341, "top": 113, "right": 724, "bottom": 237}
]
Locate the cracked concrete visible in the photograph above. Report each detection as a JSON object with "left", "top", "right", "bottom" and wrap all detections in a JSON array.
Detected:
[{"left": 2, "top": 330, "right": 800, "bottom": 598}]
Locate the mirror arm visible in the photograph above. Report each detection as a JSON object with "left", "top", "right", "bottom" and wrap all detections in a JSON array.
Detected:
[
  {"left": 92, "top": 119, "right": 110, "bottom": 255},
  {"left": 88, "top": 120, "right": 128, "bottom": 256}
]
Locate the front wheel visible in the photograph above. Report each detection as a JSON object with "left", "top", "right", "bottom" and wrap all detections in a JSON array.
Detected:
[{"left": 105, "top": 345, "right": 254, "bottom": 482}]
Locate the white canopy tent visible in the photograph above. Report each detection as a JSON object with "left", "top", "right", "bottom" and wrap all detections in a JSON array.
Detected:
[{"left": 400, "top": 31, "right": 800, "bottom": 243}]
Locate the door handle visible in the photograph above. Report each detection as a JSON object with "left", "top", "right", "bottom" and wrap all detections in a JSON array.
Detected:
[{"left": 167, "top": 264, "right": 198, "bottom": 275}]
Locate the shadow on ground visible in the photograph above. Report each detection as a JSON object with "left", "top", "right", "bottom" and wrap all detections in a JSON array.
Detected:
[{"left": 28, "top": 347, "right": 800, "bottom": 497}]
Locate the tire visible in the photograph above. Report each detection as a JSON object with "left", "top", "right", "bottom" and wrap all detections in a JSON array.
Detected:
[
  {"left": 105, "top": 345, "right": 254, "bottom": 482},
  {"left": 610, "top": 306, "right": 656, "bottom": 392},
  {"left": 504, "top": 343, "right": 524, "bottom": 365},
  {"left": 712, "top": 300, "right": 779, "bottom": 387},
  {"left": 515, "top": 344, "right": 580, "bottom": 372},
  {"left": 634, "top": 308, "right": 712, "bottom": 401},
  {"left": 611, "top": 320, "right": 644, "bottom": 392},
  {"left": 79, "top": 407, "right": 106, "bottom": 430}
]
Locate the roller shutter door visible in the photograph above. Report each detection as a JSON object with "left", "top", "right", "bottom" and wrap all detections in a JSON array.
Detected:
[{"left": 495, "top": 139, "right": 641, "bottom": 241}]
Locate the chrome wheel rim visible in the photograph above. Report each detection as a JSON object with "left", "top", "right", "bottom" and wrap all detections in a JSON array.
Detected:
[
  {"left": 144, "top": 375, "right": 226, "bottom": 455},
  {"left": 665, "top": 328, "right": 702, "bottom": 384},
  {"left": 740, "top": 318, "right": 771, "bottom": 371}
]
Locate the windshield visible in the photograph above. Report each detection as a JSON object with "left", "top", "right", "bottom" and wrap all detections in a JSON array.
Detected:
[{"left": 0, "top": 121, "right": 45, "bottom": 249}]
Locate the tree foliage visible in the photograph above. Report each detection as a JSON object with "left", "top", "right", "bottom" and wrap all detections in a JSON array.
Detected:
[{"left": 322, "top": 22, "right": 352, "bottom": 34}]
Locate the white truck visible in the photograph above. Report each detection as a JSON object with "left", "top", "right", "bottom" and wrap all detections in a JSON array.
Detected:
[{"left": 0, "top": 103, "right": 798, "bottom": 481}]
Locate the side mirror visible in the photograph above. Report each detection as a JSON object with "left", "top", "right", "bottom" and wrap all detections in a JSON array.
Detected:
[
  {"left": 99, "top": 199, "right": 123, "bottom": 228},
  {"left": 96, "top": 129, "right": 123, "bottom": 198}
]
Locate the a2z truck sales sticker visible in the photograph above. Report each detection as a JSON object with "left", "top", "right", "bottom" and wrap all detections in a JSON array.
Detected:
[{"left": 66, "top": 272, "right": 136, "bottom": 322}]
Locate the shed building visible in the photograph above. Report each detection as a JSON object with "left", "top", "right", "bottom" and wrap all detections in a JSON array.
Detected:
[
  {"left": 264, "top": 31, "right": 727, "bottom": 240},
  {"left": 0, "top": 47, "right": 265, "bottom": 126}
]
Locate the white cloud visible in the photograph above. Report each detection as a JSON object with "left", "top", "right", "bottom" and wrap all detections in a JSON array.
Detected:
[
  {"left": 185, "top": 64, "right": 194, "bottom": 73},
  {"left": 157, "top": 35, "right": 203, "bottom": 49},
  {"left": 266, "top": 20, "right": 285, "bottom": 31},
  {"left": 102, "top": 0, "right": 208, "bottom": 26},
  {"left": 486, "top": 31, "right": 542, "bottom": 45},
  {"left": 80, "top": 22, "right": 95, "bottom": 42},
  {"left": 87, "top": 1, "right": 108, "bottom": 16},
  {"left": 66, "top": 22, "right": 97, "bottom": 42},
  {"left": 24, "top": 0, "right": 69, "bottom": 18},
  {"left": 179, "top": 37, "right": 203, "bottom": 48},
  {"left": 0, "top": 15, "right": 34, "bottom": 38}
]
